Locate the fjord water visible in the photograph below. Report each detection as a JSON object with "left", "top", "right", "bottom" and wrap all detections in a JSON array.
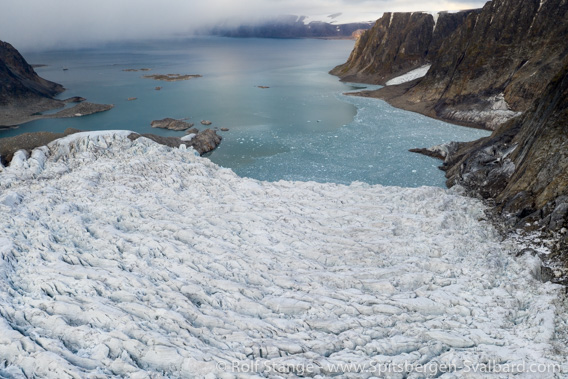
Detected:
[{"left": 12, "top": 37, "right": 489, "bottom": 187}]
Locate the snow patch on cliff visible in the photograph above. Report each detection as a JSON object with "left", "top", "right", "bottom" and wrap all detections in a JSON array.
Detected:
[
  {"left": 386, "top": 65, "right": 431, "bottom": 86},
  {"left": 0, "top": 132, "right": 565, "bottom": 377}
]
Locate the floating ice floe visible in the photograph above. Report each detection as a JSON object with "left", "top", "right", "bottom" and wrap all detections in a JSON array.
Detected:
[{"left": 0, "top": 131, "right": 566, "bottom": 378}]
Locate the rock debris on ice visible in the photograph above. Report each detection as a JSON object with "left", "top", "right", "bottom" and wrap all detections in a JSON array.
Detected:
[{"left": 0, "top": 131, "right": 566, "bottom": 378}]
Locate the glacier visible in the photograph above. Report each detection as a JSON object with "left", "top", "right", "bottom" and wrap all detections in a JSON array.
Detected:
[{"left": 0, "top": 131, "right": 566, "bottom": 378}]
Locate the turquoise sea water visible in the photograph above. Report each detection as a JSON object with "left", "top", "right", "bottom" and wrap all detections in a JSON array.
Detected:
[{"left": 5, "top": 37, "right": 489, "bottom": 187}]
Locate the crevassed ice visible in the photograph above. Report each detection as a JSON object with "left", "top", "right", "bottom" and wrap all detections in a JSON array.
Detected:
[
  {"left": 386, "top": 65, "right": 431, "bottom": 86},
  {"left": 0, "top": 132, "right": 566, "bottom": 378}
]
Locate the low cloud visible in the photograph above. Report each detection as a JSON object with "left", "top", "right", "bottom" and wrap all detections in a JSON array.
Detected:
[{"left": 0, "top": 0, "right": 487, "bottom": 51}]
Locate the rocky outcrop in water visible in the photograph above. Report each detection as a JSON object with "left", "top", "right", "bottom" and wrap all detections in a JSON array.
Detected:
[
  {"left": 342, "top": 0, "right": 568, "bottom": 129},
  {"left": 330, "top": 11, "right": 475, "bottom": 85},
  {"left": 143, "top": 74, "right": 202, "bottom": 82}
]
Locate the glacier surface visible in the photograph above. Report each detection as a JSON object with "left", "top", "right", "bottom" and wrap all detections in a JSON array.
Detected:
[{"left": 0, "top": 132, "right": 566, "bottom": 378}]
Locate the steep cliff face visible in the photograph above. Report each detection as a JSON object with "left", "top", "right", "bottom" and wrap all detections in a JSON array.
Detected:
[
  {"left": 0, "top": 41, "right": 64, "bottom": 108},
  {"left": 395, "top": 0, "right": 568, "bottom": 129},
  {"left": 330, "top": 11, "right": 474, "bottom": 85},
  {"left": 445, "top": 59, "right": 568, "bottom": 233}
]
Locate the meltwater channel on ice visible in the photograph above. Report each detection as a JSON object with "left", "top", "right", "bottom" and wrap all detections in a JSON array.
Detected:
[{"left": 0, "top": 131, "right": 566, "bottom": 378}]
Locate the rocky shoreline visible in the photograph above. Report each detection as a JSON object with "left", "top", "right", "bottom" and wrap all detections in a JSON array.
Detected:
[
  {"left": 345, "top": 79, "right": 494, "bottom": 131},
  {"left": 0, "top": 128, "right": 81, "bottom": 165}
]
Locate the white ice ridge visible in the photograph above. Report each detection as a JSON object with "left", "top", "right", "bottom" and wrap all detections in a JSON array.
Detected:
[
  {"left": 386, "top": 65, "right": 431, "bottom": 86},
  {"left": 0, "top": 131, "right": 566, "bottom": 378}
]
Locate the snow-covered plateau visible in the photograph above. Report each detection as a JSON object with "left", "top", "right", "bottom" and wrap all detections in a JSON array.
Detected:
[{"left": 0, "top": 132, "right": 566, "bottom": 378}]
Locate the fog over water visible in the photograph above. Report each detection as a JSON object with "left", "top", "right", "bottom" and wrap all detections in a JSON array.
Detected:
[{"left": 1, "top": 0, "right": 487, "bottom": 50}]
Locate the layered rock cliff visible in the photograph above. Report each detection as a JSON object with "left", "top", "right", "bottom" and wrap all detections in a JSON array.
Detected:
[
  {"left": 405, "top": 0, "right": 568, "bottom": 129},
  {"left": 330, "top": 11, "right": 475, "bottom": 84},
  {"left": 0, "top": 41, "right": 64, "bottom": 111}
]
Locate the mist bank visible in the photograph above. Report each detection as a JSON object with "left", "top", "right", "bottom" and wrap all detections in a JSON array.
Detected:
[
  {"left": 0, "top": 0, "right": 488, "bottom": 51},
  {"left": 206, "top": 15, "right": 373, "bottom": 39}
]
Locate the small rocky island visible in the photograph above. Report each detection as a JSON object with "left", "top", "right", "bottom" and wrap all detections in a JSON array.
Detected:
[
  {"left": 0, "top": 40, "right": 113, "bottom": 128},
  {"left": 143, "top": 74, "right": 202, "bottom": 82},
  {"left": 151, "top": 118, "right": 195, "bottom": 131}
]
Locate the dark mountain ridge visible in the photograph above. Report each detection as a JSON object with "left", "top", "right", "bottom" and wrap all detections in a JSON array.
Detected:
[
  {"left": 0, "top": 41, "right": 64, "bottom": 112},
  {"left": 0, "top": 40, "right": 113, "bottom": 128},
  {"left": 404, "top": 0, "right": 568, "bottom": 130}
]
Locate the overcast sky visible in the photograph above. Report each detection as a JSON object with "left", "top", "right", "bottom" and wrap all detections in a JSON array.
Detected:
[{"left": 0, "top": 0, "right": 487, "bottom": 51}]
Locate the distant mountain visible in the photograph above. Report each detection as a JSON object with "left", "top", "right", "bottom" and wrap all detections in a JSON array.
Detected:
[{"left": 208, "top": 15, "right": 373, "bottom": 39}]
